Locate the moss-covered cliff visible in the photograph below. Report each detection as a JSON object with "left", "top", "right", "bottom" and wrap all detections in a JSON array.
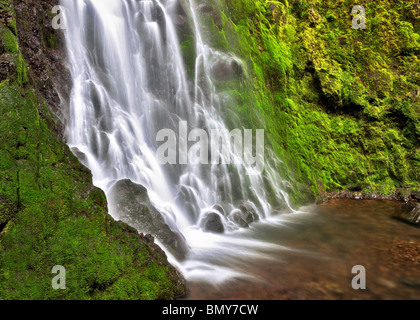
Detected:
[
  {"left": 0, "top": 0, "right": 418, "bottom": 300},
  {"left": 195, "top": 0, "right": 419, "bottom": 203},
  {"left": 0, "top": 0, "right": 186, "bottom": 300}
]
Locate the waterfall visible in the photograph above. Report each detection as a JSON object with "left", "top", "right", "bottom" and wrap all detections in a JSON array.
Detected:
[{"left": 62, "top": 0, "right": 295, "bottom": 281}]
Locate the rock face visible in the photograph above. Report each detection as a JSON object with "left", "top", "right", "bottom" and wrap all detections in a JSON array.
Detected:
[
  {"left": 201, "top": 212, "right": 225, "bottom": 234},
  {"left": 109, "top": 179, "right": 189, "bottom": 260},
  {"left": 393, "top": 203, "right": 420, "bottom": 227},
  {"left": 12, "top": 0, "right": 71, "bottom": 132}
]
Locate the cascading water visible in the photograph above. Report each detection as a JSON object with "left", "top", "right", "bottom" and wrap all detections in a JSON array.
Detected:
[{"left": 61, "top": 0, "right": 296, "bottom": 282}]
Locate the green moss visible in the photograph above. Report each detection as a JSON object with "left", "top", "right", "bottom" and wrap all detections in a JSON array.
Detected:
[
  {"left": 0, "top": 81, "right": 185, "bottom": 300},
  {"left": 180, "top": 36, "right": 196, "bottom": 79},
  {"left": 15, "top": 52, "right": 27, "bottom": 85},
  {"left": 202, "top": 0, "right": 420, "bottom": 204},
  {"left": 0, "top": 23, "right": 18, "bottom": 54},
  {"left": 0, "top": 3, "right": 185, "bottom": 299}
]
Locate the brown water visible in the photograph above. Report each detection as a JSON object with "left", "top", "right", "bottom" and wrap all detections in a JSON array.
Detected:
[{"left": 182, "top": 200, "right": 420, "bottom": 300}]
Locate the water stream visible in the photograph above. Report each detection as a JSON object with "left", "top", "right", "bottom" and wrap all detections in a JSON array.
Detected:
[
  {"left": 183, "top": 200, "right": 420, "bottom": 300},
  {"left": 61, "top": 0, "right": 294, "bottom": 281}
]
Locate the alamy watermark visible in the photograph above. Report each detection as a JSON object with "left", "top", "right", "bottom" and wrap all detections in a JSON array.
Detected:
[
  {"left": 52, "top": 5, "right": 66, "bottom": 30},
  {"left": 156, "top": 121, "right": 265, "bottom": 175},
  {"left": 351, "top": 265, "right": 366, "bottom": 290},
  {"left": 52, "top": 4, "right": 368, "bottom": 31},
  {"left": 52, "top": 265, "right": 66, "bottom": 290},
  {"left": 352, "top": 5, "right": 367, "bottom": 30}
]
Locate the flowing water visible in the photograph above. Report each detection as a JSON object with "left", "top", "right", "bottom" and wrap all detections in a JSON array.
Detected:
[
  {"left": 62, "top": 0, "right": 293, "bottom": 281},
  {"left": 183, "top": 200, "right": 420, "bottom": 300},
  {"left": 60, "top": 0, "right": 420, "bottom": 299}
]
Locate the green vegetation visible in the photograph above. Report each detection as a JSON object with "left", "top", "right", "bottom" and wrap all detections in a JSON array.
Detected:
[
  {"left": 198, "top": 0, "right": 419, "bottom": 203},
  {"left": 0, "top": 1, "right": 185, "bottom": 300},
  {"left": 1, "top": 0, "right": 419, "bottom": 300}
]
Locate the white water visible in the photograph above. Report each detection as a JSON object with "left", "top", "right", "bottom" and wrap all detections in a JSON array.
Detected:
[{"left": 62, "top": 0, "right": 296, "bottom": 282}]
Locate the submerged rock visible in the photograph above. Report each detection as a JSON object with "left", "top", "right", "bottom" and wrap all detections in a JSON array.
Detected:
[
  {"left": 109, "top": 179, "right": 189, "bottom": 260},
  {"left": 202, "top": 212, "right": 224, "bottom": 234},
  {"left": 393, "top": 203, "right": 420, "bottom": 227}
]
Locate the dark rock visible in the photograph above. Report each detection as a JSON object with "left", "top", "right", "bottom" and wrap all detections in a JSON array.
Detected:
[
  {"left": 169, "top": 0, "right": 192, "bottom": 35},
  {"left": 212, "top": 204, "right": 226, "bottom": 216},
  {"left": 410, "top": 190, "right": 420, "bottom": 201},
  {"left": 202, "top": 212, "right": 224, "bottom": 234},
  {"left": 347, "top": 185, "right": 362, "bottom": 192},
  {"left": 397, "top": 189, "right": 411, "bottom": 202},
  {"left": 0, "top": 55, "right": 16, "bottom": 82},
  {"left": 12, "top": 0, "right": 71, "bottom": 131},
  {"left": 70, "top": 147, "right": 88, "bottom": 167},
  {"left": 239, "top": 201, "right": 260, "bottom": 224},
  {"left": 144, "top": 234, "right": 154, "bottom": 244},
  {"left": 197, "top": 4, "right": 213, "bottom": 15},
  {"left": 401, "top": 277, "right": 420, "bottom": 288},
  {"left": 393, "top": 202, "right": 420, "bottom": 227},
  {"left": 230, "top": 209, "right": 249, "bottom": 228},
  {"left": 210, "top": 60, "right": 243, "bottom": 82},
  {"left": 109, "top": 179, "right": 189, "bottom": 260}
]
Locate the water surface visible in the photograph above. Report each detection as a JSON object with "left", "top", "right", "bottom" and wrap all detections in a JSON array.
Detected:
[{"left": 182, "top": 199, "right": 420, "bottom": 300}]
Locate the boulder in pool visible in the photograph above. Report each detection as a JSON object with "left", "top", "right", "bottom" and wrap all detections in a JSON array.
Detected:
[{"left": 393, "top": 202, "right": 420, "bottom": 227}]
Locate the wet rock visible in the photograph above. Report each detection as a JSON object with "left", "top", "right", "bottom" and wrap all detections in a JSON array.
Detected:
[
  {"left": 70, "top": 147, "right": 88, "bottom": 167},
  {"left": 239, "top": 201, "right": 260, "bottom": 224},
  {"left": 210, "top": 60, "right": 243, "bottom": 82},
  {"left": 169, "top": 0, "right": 193, "bottom": 36},
  {"left": 230, "top": 209, "right": 249, "bottom": 228},
  {"left": 410, "top": 190, "right": 420, "bottom": 201},
  {"left": 197, "top": 4, "right": 213, "bottom": 15},
  {"left": 109, "top": 179, "right": 189, "bottom": 260},
  {"left": 351, "top": 192, "right": 363, "bottom": 200},
  {"left": 393, "top": 203, "right": 420, "bottom": 227},
  {"left": 212, "top": 204, "right": 226, "bottom": 216},
  {"left": 0, "top": 56, "right": 16, "bottom": 82},
  {"left": 401, "top": 277, "right": 420, "bottom": 288},
  {"left": 144, "top": 234, "right": 154, "bottom": 244},
  {"left": 202, "top": 212, "right": 224, "bottom": 234},
  {"left": 397, "top": 189, "right": 411, "bottom": 202}
]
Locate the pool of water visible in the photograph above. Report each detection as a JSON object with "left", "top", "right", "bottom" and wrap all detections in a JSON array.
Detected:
[{"left": 181, "top": 199, "right": 420, "bottom": 300}]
